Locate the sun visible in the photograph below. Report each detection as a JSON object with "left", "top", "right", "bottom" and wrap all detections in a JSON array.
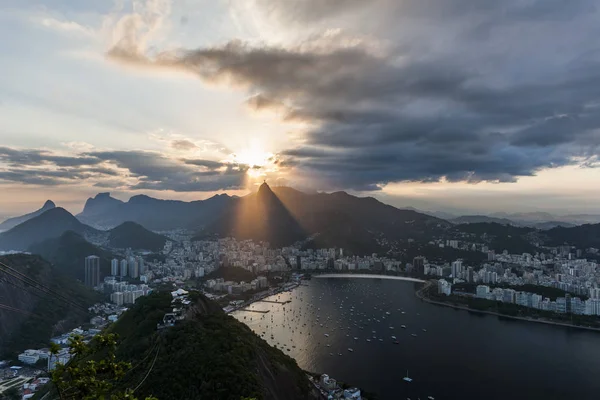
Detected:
[{"left": 233, "top": 143, "right": 275, "bottom": 178}]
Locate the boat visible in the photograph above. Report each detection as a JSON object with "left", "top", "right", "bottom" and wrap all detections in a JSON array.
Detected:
[
  {"left": 411, "top": 334, "right": 417, "bottom": 337},
  {"left": 366, "top": 339, "right": 371, "bottom": 342},
  {"left": 391, "top": 336, "right": 397, "bottom": 340},
  {"left": 428, "top": 397, "right": 435, "bottom": 400},
  {"left": 401, "top": 325, "right": 407, "bottom": 329},
  {"left": 403, "top": 370, "right": 413, "bottom": 382},
  {"left": 422, "top": 329, "right": 427, "bottom": 332},
  {"left": 348, "top": 348, "right": 354, "bottom": 352},
  {"left": 324, "top": 333, "right": 329, "bottom": 337}
]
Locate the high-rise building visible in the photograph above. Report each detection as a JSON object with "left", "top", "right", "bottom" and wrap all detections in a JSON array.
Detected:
[
  {"left": 413, "top": 256, "right": 425, "bottom": 275},
  {"left": 84, "top": 255, "right": 100, "bottom": 288},
  {"left": 120, "top": 259, "right": 128, "bottom": 277},
  {"left": 128, "top": 258, "right": 139, "bottom": 279},
  {"left": 111, "top": 259, "right": 119, "bottom": 276},
  {"left": 451, "top": 260, "right": 463, "bottom": 278}
]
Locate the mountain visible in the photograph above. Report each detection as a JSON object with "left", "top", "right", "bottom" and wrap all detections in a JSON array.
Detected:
[
  {"left": 205, "top": 183, "right": 449, "bottom": 253},
  {"left": 29, "top": 231, "right": 115, "bottom": 281},
  {"left": 490, "top": 211, "right": 556, "bottom": 222},
  {"left": 107, "top": 221, "right": 168, "bottom": 251},
  {"left": 107, "top": 291, "right": 318, "bottom": 400},
  {"left": 545, "top": 224, "right": 600, "bottom": 248},
  {"left": 533, "top": 221, "right": 576, "bottom": 230},
  {"left": 0, "top": 207, "right": 97, "bottom": 251},
  {"left": 77, "top": 192, "right": 233, "bottom": 230},
  {"left": 207, "top": 183, "right": 305, "bottom": 248},
  {"left": 0, "top": 253, "right": 101, "bottom": 357},
  {"left": 0, "top": 200, "right": 56, "bottom": 232},
  {"left": 455, "top": 222, "right": 539, "bottom": 254},
  {"left": 451, "top": 215, "right": 516, "bottom": 225}
]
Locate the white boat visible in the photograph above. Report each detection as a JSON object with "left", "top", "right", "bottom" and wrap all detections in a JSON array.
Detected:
[
  {"left": 391, "top": 336, "right": 397, "bottom": 340},
  {"left": 324, "top": 333, "right": 329, "bottom": 337},
  {"left": 411, "top": 334, "right": 417, "bottom": 337},
  {"left": 348, "top": 348, "right": 354, "bottom": 352},
  {"left": 401, "top": 325, "right": 407, "bottom": 329},
  {"left": 403, "top": 370, "right": 413, "bottom": 383}
]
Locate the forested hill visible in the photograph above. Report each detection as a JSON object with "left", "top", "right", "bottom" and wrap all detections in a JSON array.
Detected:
[
  {"left": 0, "top": 254, "right": 100, "bottom": 357},
  {"left": 107, "top": 291, "right": 318, "bottom": 400}
]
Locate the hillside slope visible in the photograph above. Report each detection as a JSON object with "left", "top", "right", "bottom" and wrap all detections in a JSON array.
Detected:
[
  {"left": 0, "top": 200, "right": 56, "bottom": 232},
  {"left": 0, "top": 254, "right": 101, "bottom": 357},
  {"left": 108, "top": 291, "right": 318, "bottom": 400},
  {"left": 29, "top": 231, "right": 115, "bottom": 281},
  {"left": 0, "top": 208, "right": 96, "bottom": 251},
  {"left": 108, "top": 221, "right": 168, "bottom": 251}
]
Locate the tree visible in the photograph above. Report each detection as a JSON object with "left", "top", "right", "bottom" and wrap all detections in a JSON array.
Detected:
[
  {"left": 50, "top": 333, "right": 158, "bottom": 400},
  {"left": 1, "top": 387, "right": 20, "bottom": 400}
]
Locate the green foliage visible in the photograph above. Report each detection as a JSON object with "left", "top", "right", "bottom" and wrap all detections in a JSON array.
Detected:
[
  {"left": 108, "top": 291, "right": 312, "bottom": 400},
  {"left": 1, "top": 387, "right": 20, "bottom": 400},
  {"left": 0, "top": 254, "right": 102, "bottom": 358},
  {"left": 50, "top": 333, "right": 157, "bottom": 400}
]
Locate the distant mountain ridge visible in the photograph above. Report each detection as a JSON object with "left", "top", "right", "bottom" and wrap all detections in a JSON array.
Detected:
[
  {"left": 451, "top": 215, "right": 516, "bottom": 226},
  {"left": 0, "top": 207, "right": 98, "bottom": 251},
  {"left": 204, "top": 183, "right": 449, "bottom": 253},
  {"left": 0, "top": 200, "right": 55, "bottom": 232},
  {"left": 77, "top": 192, "right": 233, "bottom": 230}
]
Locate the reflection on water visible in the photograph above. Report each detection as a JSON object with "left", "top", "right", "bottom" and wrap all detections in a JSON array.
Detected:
[{"left": 233, "top": 278, "right": 600, "bottom": 400}]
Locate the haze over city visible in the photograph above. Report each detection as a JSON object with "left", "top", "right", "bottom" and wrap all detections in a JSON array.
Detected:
[{"left": 2, "top": 0, "right": 600, "bottom": 216}]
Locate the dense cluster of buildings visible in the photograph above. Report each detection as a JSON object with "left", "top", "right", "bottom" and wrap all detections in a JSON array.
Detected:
[
  {"left": 205, "top": 276, "right": 268, "bottom": 294},
  {"left": 312, "top": 373, "right": 362, "bottom": 399},
  {"left": 472, "top": 285, "right": 600, "bottom": 316}
]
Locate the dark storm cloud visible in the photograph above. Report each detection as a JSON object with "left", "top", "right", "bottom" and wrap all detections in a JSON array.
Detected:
[
  {"left": 0, "top": 147, "right": 248, "bottom": 192},
  {"left": 107, "top": 0, "right": 600, "bottom": 190},
  {"left": 86, "top": 150, "right": 248, "bottom": 192},
  {"left": 0, "top": 146, "right": 101, "bottom": 167}
]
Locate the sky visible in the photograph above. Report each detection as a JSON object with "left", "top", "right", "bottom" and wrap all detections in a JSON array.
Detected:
[{"left": 2, "top": 0, "right": 600, "bottom": 218}]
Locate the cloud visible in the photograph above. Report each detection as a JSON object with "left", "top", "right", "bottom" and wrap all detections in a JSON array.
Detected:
[
  {"left": 104, "top": 0, "right": 600, "bottom": 191},
  {"left": 0, "top": 147, "right": 252, "bottom": 192},
  {"left": 37, "top": 17, "right": 95, "bottom": 37},
  {"left": 171, "top": 139, "right": 197, "bottom": 150}
]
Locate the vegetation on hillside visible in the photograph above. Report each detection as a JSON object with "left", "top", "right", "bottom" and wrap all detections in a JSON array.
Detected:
[
  {"left": 108, "top": 222, "right": 167, "bottom": 251},
  {"left": 48, "top": 334, "right": 157, "bottom": 400},
  {"left": 0, "top": 254, "right": 101, "bottom": 358},
  {"left": 29, "top": 231, "right": 114, "bottom": 281},
  {"left": 106, "top": 292, "right": 315, "bottom": 400}
]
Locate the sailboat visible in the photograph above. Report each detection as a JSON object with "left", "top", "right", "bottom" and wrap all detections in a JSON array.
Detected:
[{"left": 403, "top": 370, "right": 413, "bottom": 382}]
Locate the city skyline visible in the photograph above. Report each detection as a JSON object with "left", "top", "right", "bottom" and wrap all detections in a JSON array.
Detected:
[{"left": 3, "top": 0, "right": 600, "bottom": 215}]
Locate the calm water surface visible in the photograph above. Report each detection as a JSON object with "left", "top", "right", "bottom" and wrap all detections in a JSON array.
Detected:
[{"left": 233, "top": 277, "right": 600, "bottom": 400}]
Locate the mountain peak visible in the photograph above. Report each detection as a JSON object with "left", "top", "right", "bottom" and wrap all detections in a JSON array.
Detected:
[
  {"left": 43, "top": 200, "right": 56, "bottom": 209},
  {"left": 258, "top": 180, "right": 271, "bottom": 192}
]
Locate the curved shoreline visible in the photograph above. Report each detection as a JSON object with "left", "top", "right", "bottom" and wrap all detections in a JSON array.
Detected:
[
  {"left": 415, "top": 281, "right": 600, "bottom": 333},
  {"left": 314, "top": 273, "right": 425, "bottom": 283}
]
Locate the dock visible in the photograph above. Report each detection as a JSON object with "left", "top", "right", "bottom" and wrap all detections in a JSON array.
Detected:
[
  {"left": 257, "top": 300, "right": 291, "bottom": 304},
  {"left": 240, "top": 308, "right": 270, "bottom": 313}
]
